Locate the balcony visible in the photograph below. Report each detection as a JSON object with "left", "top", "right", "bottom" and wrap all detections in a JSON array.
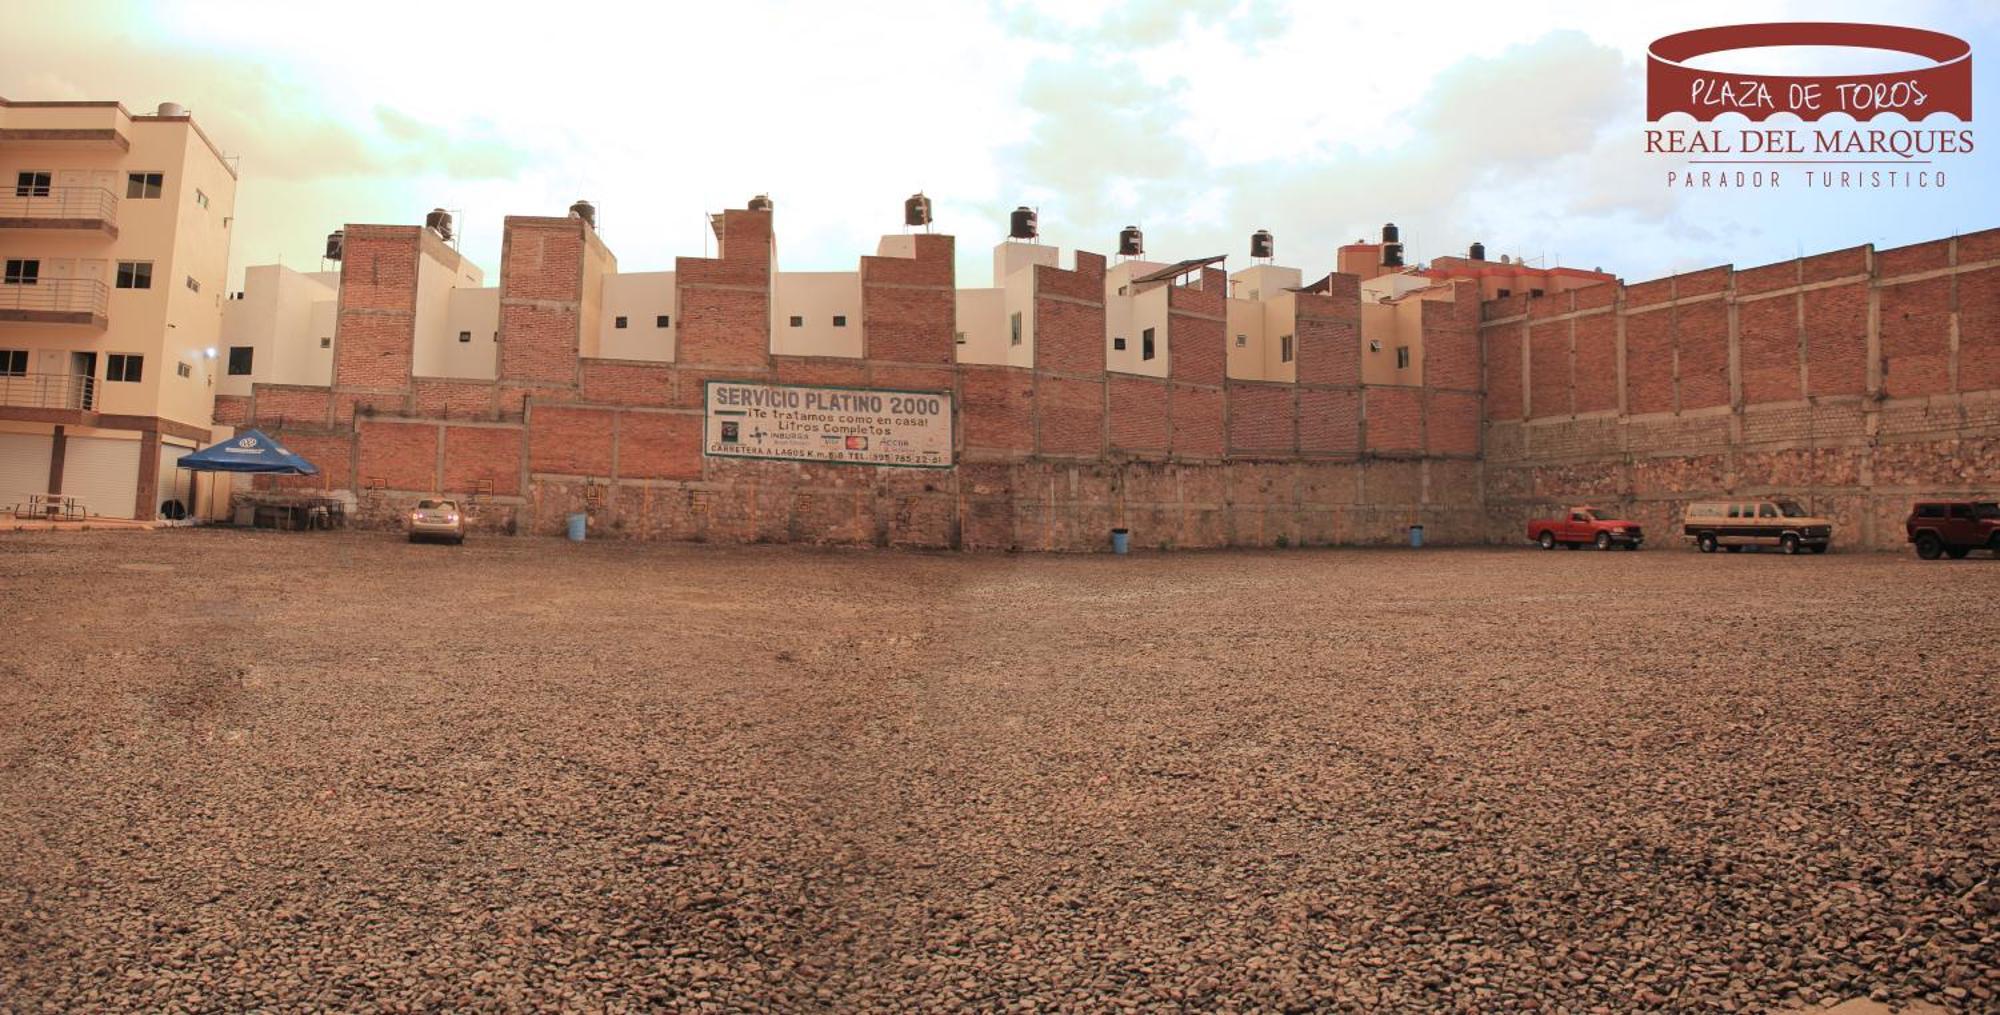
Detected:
[
  {"left": 0, "top": 278, "right": 110, "bottom": 328},
  {"left": 0, "top": 371, "right": 96, "bottom": 411},
  {"left": 0, "top": 187, "right": 118, "bottom": 237}
]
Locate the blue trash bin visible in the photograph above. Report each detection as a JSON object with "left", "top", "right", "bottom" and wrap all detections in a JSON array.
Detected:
[
  {"left": 567, "top": 512, "right": 587, "bottom": 542},
  {"left": 1111, "top": 528, "right": 1130, "bottom": 555},
  {"left": 1409, "top": 524, "right": 1425, "bottom": 548}
]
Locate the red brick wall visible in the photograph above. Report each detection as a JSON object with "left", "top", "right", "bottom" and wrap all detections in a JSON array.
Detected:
[
  {"left": 252, "top": 384, "right": 333, "bottom": 429},
  {"left": 258, "top": 432, "right": 351, "bottom": 491},
  {"left": 1572, "top": 314, "right": 1618, "bottom": 413},
  {"left": 333, "top": 226, "right": 419, "bottom": 391},
  {"left": 1738, "top": 294, "right": 1801, "bottom": 405},
  {"left": 442, "top": 425, "right": 523, "bottom": 495},
  {"left": 1033, "top": 257, "right": 1105, "bottom": 376},
  {"left": 413, "top": 379, "right": 499, "bottom": 419},
  {"left": 1420, "top": 285, "right": 1480, "bottom": 391},
  {"left": 1170, "top": 383, "right": 1224, "bottom": 460},
  {"left": 356, "top": 420, "right": 438, "bottom": 492},
  {"left": 528, "top": 406, "right": 615, "bottom": 476},
  {"left": 1484, "top": 325, "right": 1523, "bottom": 422},
  {"left": 580, "top": 361, "right": 674, "bottom": 407},
  {"left": 1426, "top": 390, "right": 1480, "bottom": 457},
  {"left": 1167, "top": 270, "right": 1227, "bottom": 385},
  {"left": 1108, "top": 375, "right": 1169, "bottom": 453},
  {"left": 1295, "top": 281, "right": 1360, "bottom": 387},
  {"left": 1364, "top": 386, "right": 1423, "bottom": 455},
  {"left": 862, "top": 234, "right": 954, "bottom": 365},
  {"left": 1959, "top": 266, "right": 2000, "bottom": 392},
  {"left": 1228, "top": 382, "right": 1295, "bottom": 455},
  {"left": 1624, "top": 309, "right": 1675, "bottom": 415},
  {"left": 213, "top": 395, "right": 249, "bottom": 427},
  {"left": 1036, "top": 374, "right": 1105, "bottom": 457},
  {"left": 1804, "top": 283, "right": 1869, "bottom": 396},
  {"left": 1675, "top": 301, "right": 1730, "bottom": 410},
  {"left": 1527, "top": 322, "right": 1569, "bottom": 418},
  {"left": 961, "top": 367, "right": 1034, "bottom": 454},
  {"left": 498, "top": 217, "right": 584, "bottom": 386},
  {"left": 1879, "top": 277, "right": 1951, "bottom": 398},
  {"left": 615, "top": 411, "right": 702, "bottom": 480},
  {"left": 1299, "top": 388, "right": 1360, "bottom": 456}
]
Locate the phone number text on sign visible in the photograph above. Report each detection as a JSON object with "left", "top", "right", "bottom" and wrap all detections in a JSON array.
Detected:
[{"left": 704, "top": 381, "right": 954, "bottom": 469}]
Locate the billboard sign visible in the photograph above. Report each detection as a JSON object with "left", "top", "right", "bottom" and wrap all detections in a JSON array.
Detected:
[{"left": 704, "top": 381, "right": 953, "bottom": 468}]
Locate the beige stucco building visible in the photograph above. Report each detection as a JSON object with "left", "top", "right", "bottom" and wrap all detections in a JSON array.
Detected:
[{"left": 0, "top": 98, "right": 238, "bottom": 519}]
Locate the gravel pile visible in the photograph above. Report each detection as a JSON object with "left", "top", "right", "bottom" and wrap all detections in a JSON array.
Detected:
[{"left": 1, "top": 531, "right": 1993, "bottom": 1011}]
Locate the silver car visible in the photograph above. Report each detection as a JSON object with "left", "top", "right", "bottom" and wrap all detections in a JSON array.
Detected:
[{"left": 408, "top": 498, "right": 465, "bottom": 544}]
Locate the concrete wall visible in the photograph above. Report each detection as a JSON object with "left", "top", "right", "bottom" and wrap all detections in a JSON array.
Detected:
[{"left": 1481, "top": 231, "right": 2000, "bottom": 550}]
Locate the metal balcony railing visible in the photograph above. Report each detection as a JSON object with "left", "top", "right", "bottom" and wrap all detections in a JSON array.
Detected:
[
  {"left": 0, "top": 186, "right": 118, "bottom": 224},
  {"left": 0, "top": 278, "right": 111, "bottom": 317},
  {"left": 0, "top": 371, "right": 96, "bottom": 410}
]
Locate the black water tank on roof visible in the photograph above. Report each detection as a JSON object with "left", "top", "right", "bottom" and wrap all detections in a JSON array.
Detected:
[
  {"left": 1250, "top": 229, "right": 1274, "bottom": 259},
  {"left": 324, "top": 230, "right": 344, "bottom": 261},
  {"left": 748, "top": 194, "right": 774, "bottom": 212},
  {"left": 425, "top": 208, "right": 453, "bottom": 241},
  {"left": 1469, "top": 241, "right": 1486, "bottom": 261},
  {"left": 1009, "top": 206, "right": 1038, "bottom": 240},
  {"left": 1383, "top": 242, "right": 1405, "bottom": 268},
  {"left": 905, "top": 193, "right": 932, "bottom": 227},
  {"left": 1118, "top": 225, "right": 1144, "bottom": 257},
  {"left": 569, "top": 200, "right": 596, "bottom": 227},
  {"left": 1382, "top": 222, "right": 1400, "bottom": 244}
]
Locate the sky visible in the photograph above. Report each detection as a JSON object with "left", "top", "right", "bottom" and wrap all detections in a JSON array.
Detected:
[{"left": 4, "top": 0, "right": 1995, "bottom": 289}]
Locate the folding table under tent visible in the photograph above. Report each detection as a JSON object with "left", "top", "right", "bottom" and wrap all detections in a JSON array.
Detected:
[{"left": 170, "top": 428, "right": 319, "bottom": 522}]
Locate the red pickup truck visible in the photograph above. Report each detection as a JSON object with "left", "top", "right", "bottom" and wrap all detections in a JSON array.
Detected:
[{"left": 1527, "top": 506, "right": 1644, "bottom": 550}]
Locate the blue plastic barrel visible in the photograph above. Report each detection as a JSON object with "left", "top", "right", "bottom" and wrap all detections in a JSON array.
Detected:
[
  {"left": 1409, "top": 524, "right": 1425, "bottom": 548},
  {"left": 1111, "top": 528, "right": 1130, "bottom": 555},
  {"left": 567, "top": 512, "right": 587, "bottom": 542}
]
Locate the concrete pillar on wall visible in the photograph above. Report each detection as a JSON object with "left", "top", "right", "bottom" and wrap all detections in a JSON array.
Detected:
[
  {"left": 135, "top": 429, "right": 160, "bottom": 521},
  {"left": 47, "top": 425, "right": 65, "bottom": 495}
]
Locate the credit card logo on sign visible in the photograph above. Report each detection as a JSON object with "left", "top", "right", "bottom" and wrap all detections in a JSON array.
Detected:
[
  {"left": 845, "top": 436, "right": 868, "bottom": 451},
  {"left": 721, "top": 421, "right": 740, "bottom": 443}
]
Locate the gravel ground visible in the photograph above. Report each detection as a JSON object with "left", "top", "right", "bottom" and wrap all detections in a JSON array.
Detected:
[{"left": 0, "top": 530, "right": 1994, "bottom": 1013}]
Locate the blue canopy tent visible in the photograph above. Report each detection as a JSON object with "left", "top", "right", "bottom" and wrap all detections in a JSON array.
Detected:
[{"left": 170, "top": 429, "right": 319, "bottom": 523}]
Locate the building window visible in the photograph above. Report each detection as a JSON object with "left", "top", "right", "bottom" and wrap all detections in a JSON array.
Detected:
[
  {"left": 1141, "top": 327, "right": 1155, "bottom": 361},
  {"left": 227, "top": 346, "right": 254, "bottom": 375},
  {"left": 1396, "top": 345, "right": 1411, "bottom": 369},
  {"left": 656, "top": 314, "right": 670, "bottom": 328},
  {"left": 1113, "top": 337, "right": 1126, "bottom": 351},
  {"left": 116, "top": 261, "right": 152, "bottom": 289},
  {"left": 1529, "top": 287, "right": 1545, "bottom": 298},
  {"left": 319, "top": 336, "right": 332, "bottom": 349},
  {"left": 614, "top": 316, "right": 628, "bottom": 329},
  {"left": 1010, "top": 312, "right": 1022, "bottom": 346},
  {"left": 1496, "top": 288, "right": 1511, "bottom": 298},
  {"left": 176, "top": 361, "right": 192, "bottom": 378},
  {"left": 832, "top": 315, "right": 847, "bottom": 327},
  {"left": 1280, "top": 334, "right": 1294, "bottom": 363},
  {"left": 457, "top": 330, "right": 471, "bottom": 343},
  {"left": 4, "top": 259, "right": 40, "bottom": 285},
  {"left": 789, "top": 315, "right": 804, "bottom": 327},
  {"left": 126, "top": 172, "right": 164, "bottom": 199},
  {"left": 107, "top": 354, "right": 143, "bottom": 383},
  {"left": 1236, "top": 333, "right": 1247, "bottom": 348},
  {"left": 185, "top": 276, "right": 201, "bottom": 293},
  {"left": 14, "top": 171, "right": 50, "bottom": 198},
  {"left": 0, "top": 349, "right": 27, "bottom": 375},
  {"left": 195, "top": 188, "right": 209, "bottom": 209},
  {"left": 954, "top": 331, "right": 967, "bottom": 345}
]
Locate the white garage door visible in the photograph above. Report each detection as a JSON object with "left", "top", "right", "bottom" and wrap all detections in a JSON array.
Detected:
[
  {"left": 0, "top": 432, "right": 53, "bottom": 514},
  {"left": 64, "top": 435, "right": 140, "bottom": 519},
  {"left": 159, "top": 442, "right": 193, "bottom": 516}
]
